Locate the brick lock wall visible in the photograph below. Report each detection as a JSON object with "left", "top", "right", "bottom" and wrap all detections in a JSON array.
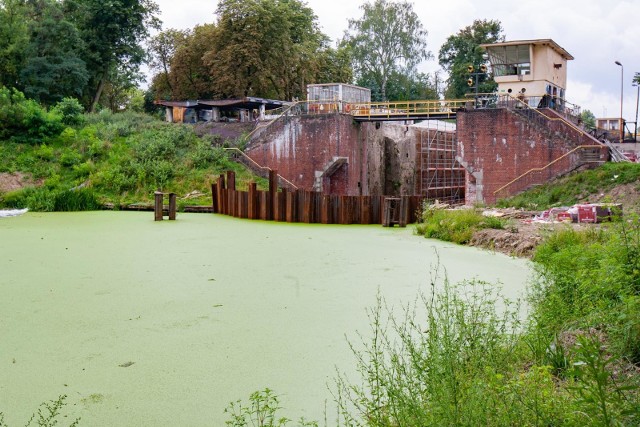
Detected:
[
  {"left": 457, "top": 109, "right": 607, "bottom": 205},
  {"left": 245, "top": 115, "right": 420, "bottom": 196},
  {"left": 246, "top": 114, "right": 370, "bottom": 195}
]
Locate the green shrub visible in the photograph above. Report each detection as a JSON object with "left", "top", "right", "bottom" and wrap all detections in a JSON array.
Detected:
[
  {"left": 57, "top": 127, "right": 78, "bottom": 145},
  {"left": 0, "top": 86, "right": 64, "bottom": 144},
  {"left": 92, "top": 163, "right": 139, "bottom": 194},
  {"left": 416, "top": 208, "right": 484, "bottom": 244},
  {"left": 189, "top": 139, "right": 217, "bottom": 168},
  {"left": 53, "top": 97, "right": 85, "bottom": 126},
  {"left": 19, "top": 187, "right": 55, "bottom": 211},
  {"left": 144, "top": 159, "right": 174, "bottom": 189},
  {"left": 72, "top": 161, "right": 95, "bottom": 179},
  {"left": 53, "top": 188, "right": 101, "bottom": 211},
  {"left": 34, "top": 144, "right": 54, "bottom": 161},
  {"left": 59, "top": 150, "right": 83, "bottom": 167}
]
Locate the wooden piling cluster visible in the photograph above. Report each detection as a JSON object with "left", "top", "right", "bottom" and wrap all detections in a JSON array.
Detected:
[
  {"left": 211, "top": 171, "right": 425, "bottom": 226},
  {"left": 154, "top": 191, "right": 177, "bottom": 221}
]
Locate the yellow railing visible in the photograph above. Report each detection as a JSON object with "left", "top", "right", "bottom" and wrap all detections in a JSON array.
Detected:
[
  {"left": 504, "top": 94, "right": 590, "bottom": 137},
  {"left": 493, "top": 144, "right": 604, "bottom": 198},
  {"left": 348, "top": 99, "right": 469, "bottom": 119}
]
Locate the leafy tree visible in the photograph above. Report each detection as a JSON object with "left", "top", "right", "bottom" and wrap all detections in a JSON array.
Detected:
[
  {"left": 205, "top": 0, "right": 329, "bottom": 100},
  {"left": 580, "top": 109, "right": 596, "bottom": 130},
  {"left": 147, "top": 0, "right": 349, "bottom": 101},
  {"left": 147, "top": 28, "right": 189, "bottom": 97},
  {"left": 169, "top": 24, "right": 217, "bottom": 99},
  {"left": 20, "top": 0, "right": 88, "bottom": 106},
  {"left": 314, "top": 43, "right": 353, "bottom": 86},
  {"left": 342, "top": 0, "right": 431, "bottom": 101},
  {"left": 100, "top": 62, "right": 146, "bottom": 112},
  {"left": 0, "top": 0, "right": 29, "bottom": 88},
  {"left": 358, "top": 70, "right": 437, "bottom": 102},
  {"left": 66, "top": 0, "right": 160, "bottom": 112},
  {"left": 438, "top": 19, "right": 505, "bottom": 99}
]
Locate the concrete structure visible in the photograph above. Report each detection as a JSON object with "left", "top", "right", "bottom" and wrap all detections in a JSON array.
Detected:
[{"left": 482, "top": 39, "right": 574, "bottom": 108}]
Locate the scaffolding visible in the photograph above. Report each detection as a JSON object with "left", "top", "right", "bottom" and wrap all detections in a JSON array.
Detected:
[{"left": 414, "top": 120, "right": 465, "bottom": 204}]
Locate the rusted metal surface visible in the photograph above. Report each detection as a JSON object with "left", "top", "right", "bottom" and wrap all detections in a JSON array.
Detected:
[{"left": 211, "top": 173, "right": 426, "bottom": 225}]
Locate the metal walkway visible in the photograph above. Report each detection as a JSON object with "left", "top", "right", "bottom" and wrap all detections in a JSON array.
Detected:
[{"left": 348, "top": 99, "right": 469, "bottom": 122}]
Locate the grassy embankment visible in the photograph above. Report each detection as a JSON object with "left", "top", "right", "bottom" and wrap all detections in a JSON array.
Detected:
[{"left": 0, "top": 100, "right": 261, "bottom": 211}]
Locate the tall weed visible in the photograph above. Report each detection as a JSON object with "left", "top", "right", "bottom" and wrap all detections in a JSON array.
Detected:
[
  {"left": 0, "top": 395, "right": 79, "bottom": 427},
  {"left": 225, "top": 389, "right": 317, "bottom": 427},
  {"left": 334, "top": 272, "right": 535, "bottom": 426}
]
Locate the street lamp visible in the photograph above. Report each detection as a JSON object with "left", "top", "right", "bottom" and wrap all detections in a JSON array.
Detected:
[
  {"left": 634, "top": 79, "right": 639, "bottom": 143},
  {"left": 615, "top": 60, "right": 623, "bottom": 142}
]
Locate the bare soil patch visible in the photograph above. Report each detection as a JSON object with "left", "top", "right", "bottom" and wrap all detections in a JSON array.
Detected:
[{"left": 0, "top": 172, "right": 40, "bottom": 194}]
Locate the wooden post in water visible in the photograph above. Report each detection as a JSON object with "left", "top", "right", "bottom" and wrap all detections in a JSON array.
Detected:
[
  {"left": 154, "top": 191, "right": 163, "bottom": 221},
  {"left": 227, "top": 171, "right": 236, "bottom": 217},
  {"left": 398, "top": 196, "right": 408, "bottom": 227},
  {"left": 211, "top": 183, "right": 218, "bottom": 213},
  {"left": 286, "top": 191, "right": 296, "bottom": 222},
  {"left": 154, "top": 191, "right": 177, "bottom": 221},
  {"left": 217, "top": 174, "right": 225, "bottom": 215},
  {"left": 248, "top": 182, "right": 257, "bottom": 220},
  {"left": 268, "top": 170, "right": 277, "bottom": 221},
  {"left": 168, "top": 193, "right": 177, "bottom": 220}
]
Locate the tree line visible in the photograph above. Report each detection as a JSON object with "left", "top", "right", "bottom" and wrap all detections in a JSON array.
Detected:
[
  {"left": 149, "top": 0, "right": 505, "bottom": 103},
  {"left": 0, "top": 0, "right": 158, "bottom": 111},
  {"left": 0, "top": 0, "right": 508, "bottom": 110}
]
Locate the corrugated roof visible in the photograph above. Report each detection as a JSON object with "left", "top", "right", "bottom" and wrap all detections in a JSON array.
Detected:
[
  {"left": 155, "top": 97, "right": 289, "bottom": 110},
  {"left": 154, "top": 100, "right": 199, "bottom": 107}
]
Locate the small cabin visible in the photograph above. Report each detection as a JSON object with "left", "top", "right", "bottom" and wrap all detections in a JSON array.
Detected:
[
  {"left": 305, "top": 83, "right": 371, "bottom": 114},
  {"left": 306, "top": 83, "right": 371, "bottom": 103},
  {"left": 596, "top": 118, "right": 622, "bottom": 132},
  {"left": 481, "top": 39, "right": 574, "bottom": 108}
]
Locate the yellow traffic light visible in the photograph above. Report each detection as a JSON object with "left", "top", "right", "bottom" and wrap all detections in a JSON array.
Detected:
[
  {"left": 479, "top": 64, "right": 487, "bottom": 73},
  {"left": 467, "top": 65, "right": 474, "bottom": 73},
  {"left": 467, "top": 78, "right": 474, "bottom": 87}
]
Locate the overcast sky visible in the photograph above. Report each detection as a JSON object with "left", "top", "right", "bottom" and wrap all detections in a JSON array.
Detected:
[{"left": 152, "top": 0, "right": 640, "bottom": 122}]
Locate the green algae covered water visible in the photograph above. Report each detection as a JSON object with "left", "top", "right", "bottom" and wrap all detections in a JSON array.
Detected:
[{"left": 0, "top": 212, "right": 531, "bottom": 425}]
